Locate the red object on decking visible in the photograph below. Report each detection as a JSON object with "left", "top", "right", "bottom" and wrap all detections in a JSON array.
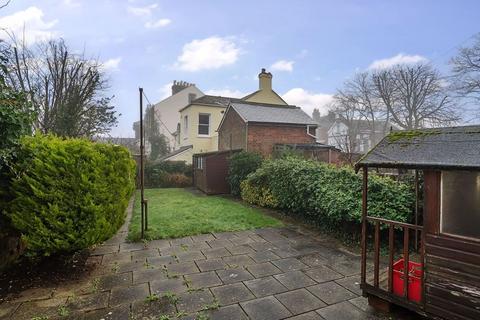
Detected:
[{"left": 393, "top": 258, "right": 422, "bottom": 303}]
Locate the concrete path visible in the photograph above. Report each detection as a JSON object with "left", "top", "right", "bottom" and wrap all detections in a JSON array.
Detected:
[{"left": 1, "top": 201, "right": 417, "bottom": 320}]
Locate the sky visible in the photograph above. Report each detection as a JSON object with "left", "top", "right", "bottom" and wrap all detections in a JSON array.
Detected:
[{"left": 1, "top": 0, "right": 479, "bottom": 137}]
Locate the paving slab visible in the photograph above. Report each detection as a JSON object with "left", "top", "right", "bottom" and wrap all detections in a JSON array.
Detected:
[
  {"left": 241, "top": 296, "right": 292, "bottom": 320},
  {"left": 246, "top": 262, "right": 282, "bottom": 278},
  {"left": 286, "top": 311, "right": 325, "bottom": 319},
  {"left": 131, "top": 296, "right": 176, "bottom": 318},
  {"left": 274, "top": 271, "right": 316, "bottom": 290},
  {"left": 166, "top": 261, "right": 200, "bottom": 276},
  {"left": 176, "top": 250, "right": 206, "bottom": 262},
  {"left": 244, "top": 276, "right": 288, "bottom": 297},
  {"left": 109, "top": 283, "right": 150, "bottom": 306},
  {"left": 316, "top": 301, "right": 367, "bottom": 320},
  {"left": 176, "top": 290, "right": 215, "bottom": 313},
  {"left": 307, "top": 281, "right": 357, "bottom": 305},
  {"left": 98, "top": 272, "right": 132, "bottom": 290},
  {"left": 133, "top": 268, "right": 168, "bottom": 284},
  {"left": 207, "top": 304, "right": 249, "bottom": 320},
  {"left": 83, "top": 304, "right": 131, "bottom": 320},
  {"left": 275, "top": 288, "right": 326, "bottom": 315},
  {"left": 211, "top": 283, "right": 254, "bottom": 305},
  {"left": 185, "top": 271, "right": 222, "bottom": 288},
  {"left": 202, "top": 247, "right": 232, "bottom": 259},
  {"left": 272, "top": 258, "right": 308, "bottom": 272},
  {"left": 150, "top": 277, "right": 188, "bottom": 295},
  {"left": 223, "top": 254, "right": 256, "bottom": 267},
  {"left": 66, "top": 292, "right": 109, "bottom": 312},
  {"left": 249, "top": 250, "right": 281, "bottom": 263},
  {"left": 335, "top": 275, "right": 362, "bottom": 295},
  {"left": 216, "top": 268, "right": 254, "bottom": 284},
  {"left": 298, "top": 253, "right": 328, "bottom": 267},
  {"left": 196, "top": 258, "right": 228, "bottom": 272},
  {"left": 226, "top": 244, "right": 255, "bottom": 255},
  {"left": 304, "top": 266, "right": 343, "bottom": 283}
]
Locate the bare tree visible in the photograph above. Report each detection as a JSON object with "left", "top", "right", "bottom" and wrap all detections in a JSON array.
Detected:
[
  {"left": 450, "top": 33, "right": 480, "bottom": 118},
  {"left": 1, "top": 37, "right": 118, "bottom": 137},
  {"left": 372, "top": 64, "right": 459, "bottom": 129}
]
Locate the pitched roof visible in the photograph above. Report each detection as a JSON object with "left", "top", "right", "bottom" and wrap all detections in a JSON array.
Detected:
[
  {"left": 355, "top": 125, "right": 480, "bottom": 170},
  {"left": 241, "top": 89, "right": 289, "bottom": 105},
  {"left": 157, "top": 145, "right": 193, "bottom": 162},
  {"left": 191, "top": 95, "right": 242, "bottom": 106},
  {"left": 229, "top": 102, "right": 317, "bottom": 126}
]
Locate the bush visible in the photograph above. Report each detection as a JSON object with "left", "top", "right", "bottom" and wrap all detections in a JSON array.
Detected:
[
  {"left": 227, "top": 151, "right": 263, "bottom": 196},
  {"left": 241, "top": 157, "right": 414, "bottom": 231},
  {"left": 144, "top": 160, "right": 192, "bottom": 188},
  {"left": 1, "top": 135, "right": 136, "bottom": 256}
]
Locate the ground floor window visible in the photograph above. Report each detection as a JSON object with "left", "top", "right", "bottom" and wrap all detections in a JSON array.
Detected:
[{"left": 440, "top": 170, "right": 480, "bottom": 240}]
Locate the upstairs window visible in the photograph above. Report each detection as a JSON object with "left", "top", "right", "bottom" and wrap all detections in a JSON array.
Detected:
[
  {"left": 440, "top": 170, "right": 480, "bottom": 240},
  {"left": 198, "top": 113, "right": 210, "bottom": 135},
  {"left": 184, "top": 115, "right": 188, "bottom": 131}
]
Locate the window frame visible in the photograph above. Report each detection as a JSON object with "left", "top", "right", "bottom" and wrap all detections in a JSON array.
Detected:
[
  {"left": 198, "top": 113, "right": 210, "bottom": 136},
  {"left": 439, "top": 170, "right": 480, "bottom": 242}
]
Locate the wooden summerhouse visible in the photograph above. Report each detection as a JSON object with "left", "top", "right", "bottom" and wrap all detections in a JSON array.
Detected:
[
  {"left": 192, "top": 149, "right": 241, "bottom": 195},
  {"left": 355, "top": 125, "right": 480, "bottom": 320}
]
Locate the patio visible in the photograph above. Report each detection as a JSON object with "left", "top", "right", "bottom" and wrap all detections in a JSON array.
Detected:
[{"left": 1, "top": 202, "right": 418, "bottom": 320}]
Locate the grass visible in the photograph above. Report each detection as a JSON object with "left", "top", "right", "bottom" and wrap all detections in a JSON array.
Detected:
[{"left": 127, "top": 188, "right": 282, "bottom": 241}]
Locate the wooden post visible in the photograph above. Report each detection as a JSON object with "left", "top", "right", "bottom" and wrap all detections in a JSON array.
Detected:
[
  {"left": 414, "top": 170, "right": 419, "bottom": 252},
  {"left": 139, "top": 87, "right": 145, "bottom": 239},
  {"left": 361, "top": 167, "right": 368, "bottom": 285},
  {"left": 403, "top": 227, "right": 410, "bottom": 298},
  {"left": 388, "top": 224, "right": 394, "bottom": 293},
  {"left": 144, "top": 199, "right": 148, "bottom": 231},
  {"left": 374, "top": 221, "right": 380, "bottom": 288}
]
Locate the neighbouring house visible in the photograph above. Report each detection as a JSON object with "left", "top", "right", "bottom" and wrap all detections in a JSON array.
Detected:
[
  {"left": 163, "top": 68, "right": 288, "bottom": 163},
  {"left": 355, "top": 125, "right": 480, "bottom": 320},
  {"left": 192, "top": 149, "right": 241, "bottom": 195},
  {"left": 217, "top": 102, "right": 318, "bottom": 157},
  {"left": 133, "top": 81, "right": 204, "bottom": 150},
  {"left": 273, "top": 143, "right": 342, "bottom": 164},
  {"left": 315, "top": 111, "right": 394, "bottom": 154}
]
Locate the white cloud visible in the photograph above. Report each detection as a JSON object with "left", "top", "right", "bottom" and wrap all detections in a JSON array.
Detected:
[
  {"left": 205, "top": 89, "right": 247, "bottom": 98},
  {"left": 270, "top": 60, "right": 294, "bottom": 72},
  {"left": 144, "top": 18, "right": 171, "bottom": 29},
  {"left": 175, "top": 36, "right": 241, "bottom": 72},
  {"left": 127, "top": 3, "right": 158, "bottom": 16},
  {"left": 282, "top": 88, "right": 334, "bottom": 115},
  {"left": 101, "top": 57, "right": 122, "bottom": 71},
  {"left": 63, "top": 0, "right": 81, "bottom": 7},
  {"left": 368, "top": 53, "right": 428, "bottom": 70},
  {"left": 0, "top": 6, "right": 58, "bottom": 44}
]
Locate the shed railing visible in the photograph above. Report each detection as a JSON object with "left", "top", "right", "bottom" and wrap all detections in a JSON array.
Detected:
[{"left": 361, "top": 215, "right": 425, "bottom": 310}]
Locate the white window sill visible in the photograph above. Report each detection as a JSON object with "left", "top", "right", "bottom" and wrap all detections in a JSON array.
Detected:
[{"left": 197, "top": 135, "right": 211, "bottom": 138}]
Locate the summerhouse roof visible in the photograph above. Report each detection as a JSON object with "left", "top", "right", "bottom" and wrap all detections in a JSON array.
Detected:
[{"left": 355, "top": 125, "right": 480, "bottom": 171}]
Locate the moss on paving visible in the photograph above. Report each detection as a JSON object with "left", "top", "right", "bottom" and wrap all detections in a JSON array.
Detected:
[{"left": 127, "top": 188, "right": 282, "bottom": 241}]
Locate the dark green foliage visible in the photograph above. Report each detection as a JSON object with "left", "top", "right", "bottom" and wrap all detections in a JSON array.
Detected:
[
  {"left": 227, "top": 151, "right": 263, "bottom": 196},
  {"left": 242, "top": 157, "right": 414, "bottom": 230},
  {"left": 144, "top": 161, "right": 192, "bottom": 188},
  {"left": 2, "top": 135, "right": 136, "bottom": 256},
  {"left": 0, "top": 79, "right": 34, "bottom": 171}
]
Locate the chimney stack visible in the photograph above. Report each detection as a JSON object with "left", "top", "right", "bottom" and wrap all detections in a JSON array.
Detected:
[
  {"left": 171, "top": 80, "right": 195, "bottom": 95},
  {"left": 258, "top": 68, "right": 272, "bottom": 91}
]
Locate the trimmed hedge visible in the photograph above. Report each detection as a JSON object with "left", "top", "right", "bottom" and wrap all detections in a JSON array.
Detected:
[
  {"left": 227, "top": 151, "right": 263, "bottom": 196},
  {"left": 1, "top": 135, "right": 136, "bottom": 256},
  {"left": 241, "top": 157, "right": 414, "bottom": 229},
  {"left": 144, "top": 160, "right": 192, "bottom": 188}
]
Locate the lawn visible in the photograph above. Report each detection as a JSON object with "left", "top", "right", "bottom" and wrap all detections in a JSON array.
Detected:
[{"left": 127, "top": 188, "right": 282, "bottom": 241}]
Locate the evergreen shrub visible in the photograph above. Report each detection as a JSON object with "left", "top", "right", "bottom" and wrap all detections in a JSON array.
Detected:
[{"left": 2, "top": 135, "right": 136, "bottom": 256}]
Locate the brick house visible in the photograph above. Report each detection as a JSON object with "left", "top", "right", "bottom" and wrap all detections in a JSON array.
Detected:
[{"left": 217, "top": 101, "right": 318, "bottom": 157}]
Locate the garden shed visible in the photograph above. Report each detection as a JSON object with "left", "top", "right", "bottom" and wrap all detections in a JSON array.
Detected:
[
  {"left": 193, "top": 149, "right": 241, "bottom": 195},
  {"left": 355, "top": 125, "right": 480, "bottom": 320}
]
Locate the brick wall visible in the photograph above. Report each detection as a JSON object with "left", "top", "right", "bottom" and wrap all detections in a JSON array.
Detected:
[
  {"left": 218, "top": 109, "right": 247, "bottom": 151},
  {"left": 247, "top": 124, "right": 316, "bottom": 156}
]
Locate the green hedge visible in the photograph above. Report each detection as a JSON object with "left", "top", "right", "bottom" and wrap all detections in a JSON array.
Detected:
[
  {"left": 144, "top": 160, "right": 192, "bottom": 188},
  {"left": 1, "top": 135, "right": 136, "bottom": 256},
  {"left": 241, "top": 157, "right": 414, "bottom": 230},
  {"left": 227, "top": 151, "right": 263, "bottom": 196}
]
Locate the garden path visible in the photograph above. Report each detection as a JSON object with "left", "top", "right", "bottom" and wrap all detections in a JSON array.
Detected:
[{"left": 1, "top": 200, "right": 420, "bottom": 320}]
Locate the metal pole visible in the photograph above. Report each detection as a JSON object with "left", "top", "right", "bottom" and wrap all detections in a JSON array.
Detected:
[{"left": 139, "top": 87, "right": 145, "bottom": 239}]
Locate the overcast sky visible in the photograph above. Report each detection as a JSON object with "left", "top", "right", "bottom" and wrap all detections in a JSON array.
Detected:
[{"left": 1, "top": 0, "right": 479, "bottom": 137}]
